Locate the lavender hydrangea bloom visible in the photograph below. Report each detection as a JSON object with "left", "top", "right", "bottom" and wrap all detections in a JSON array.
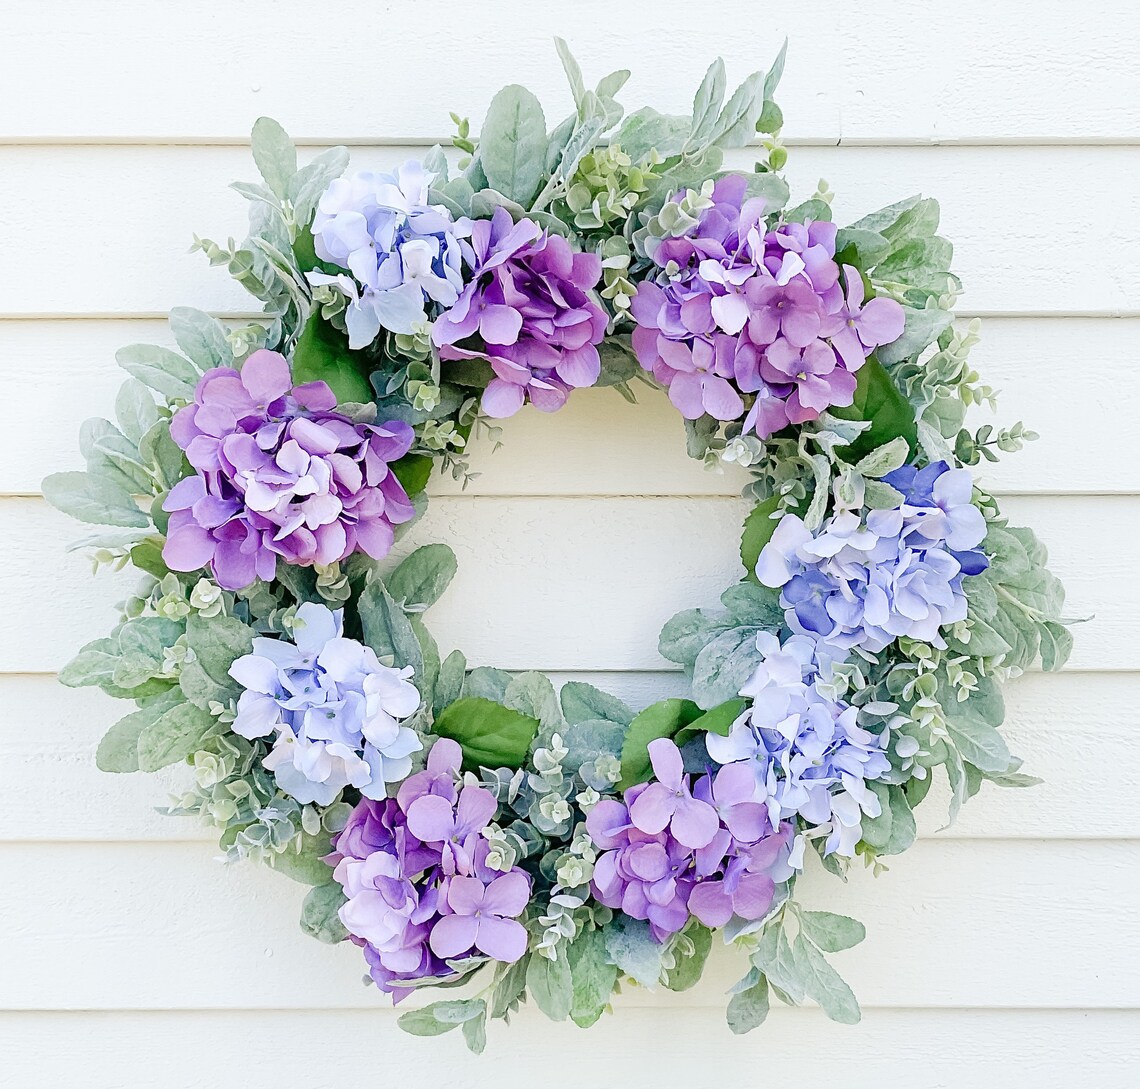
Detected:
[
  {"left": 587, "top": 739, "right": 792, "bottom": 942},
  {"left": 755, "top": 461, "right": 988, "bottom": 652},
  {"left": 228, "top": 602, "right": 422, "bottom": 805},
  {"left": 432, "top": 207, "right": 608, "bottom": 418},
  {"left": 163, "top": 350, "right": 415, "bottom": 590},
  {"left": 630, "top": 175, "right": 904, "bottom": 436},
  {"left": 330, "top": 739, "right": 531, "bottom": 997},
  {"left": 705, "top": 633, "right": 890, "bottom": 859},
  {"left": 308, "top": 162, "right": 473, "bottom": 347}
]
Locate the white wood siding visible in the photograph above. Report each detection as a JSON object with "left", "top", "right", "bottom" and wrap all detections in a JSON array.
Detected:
[{"left": 1, "top": 2, "right": 1137, "bottom": 1084}]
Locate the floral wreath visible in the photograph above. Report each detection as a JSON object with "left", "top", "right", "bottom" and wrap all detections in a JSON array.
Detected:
[{"left": 46, "top": 41, "right": 1070, "bottom": 1048}]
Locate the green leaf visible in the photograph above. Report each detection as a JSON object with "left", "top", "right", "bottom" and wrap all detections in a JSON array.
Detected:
[
  {"left": 398, "top": 999, "right": 485, "bottom": 1037},
  {"left": 884, "top": 785, "right": 917, "bottom": 854},
  {"left": 691, "top": 626, "right": 763, "bottom": 709},
  {"left": 687, "top": 58, "right": 727, "bottom": 149},
  {"left": 595, "top": 338, "right": 641, "bottom": 388},
  {"left": 431, "top": 697, "right": 540, "bottom": 770},
  {"left": 96, "top": 692, "right": 182, "bottom": 773},
  {"left": 720, "top": 581, "right": 784, "bottom": 627},
  {"left": 1039, "top": 620, "right": 1073, "bottom": 672},
  {"left": 763, "top": 40, "right": 788, "bottom": 100},
  {"left": 567, "top": 927, "right": 618, "bottom": 1028},
  {"left": 740, "top": 496, "right": 783, "bottom": 581},
  {"left": 479, "top": 85, "right": 547, "bottom": 207},
  {"left": 386, "top": 544, "right": 457, "bottom": 612},
  {"left": 526, "top": 947, "right": 573, "bottom": 1021},
  {"left": 299, "top": 882, "right": 348, "bottom": 944},
  {"left": 727, "top": 975, "right": 770, "bottom": 1034},
  {"left": 59, "top": 637, "right": 121, "bottom": 689},
  {"left": 553, "top": 37, "right": 587, "bottom": 114},
  {"left": 663, "top": 924, "right": 712, "bottom": 992},
  {"left": 752, "top": 924, "right": 804, "bottom": 1001},
  {"left": 876, "top": 306, "right": 954, "bottom": 365},
  {"left": 137, "top": 700, "right": 216, "bottom": 772},
  {"left": 615, "top": 108, "right": 691, "bottom": 163},
  {"left": 357, "top": 581, "right": 424, "bottom": 675},
  {"left": 267, "top": 836, "right": 336, "bottom": 885},
  {"left": 708, "top": 71, "right": 765, "bottom": 148},
  {"left": 462, "top": 665, "right": 513, "bottom": 702},
  {"left": 390, "top": 453, "right": 433, "bottom": 500},
  {"left": 180, "top": 613, "right": 255, "bottom": 709},
  {"left": 116, "top": 343, "right": 201, "bottom": 399},
  {"left": 674, "top": 697, "right": 747, "bottom": 748},
  {"left": 830, "top": 357, "right": 918, "bottom": 460},
  {"left": 433, "top": 649, "right": 466, "bottom": 714},
  {"left": 292, "top": 312, "right": 373, "bottom": 404},
  {"left": 115, "top": 617, "right": 184, "bottom": 688},
  {"left": 115, "top": 380, "right": 159, "bottom": 444},
  {"left": 942, "top": 676, "right": 1010, "bottom": 773},
  {"left": 251, "top": 116, "right": 297, "bottom": 200},
  {"left": 559, "top": 681, "right": 633, "bottom": 727},
  {"left": 798, "top": 911, "right": 866, "bottom": 953},
  {"left": 170, "top": 307, "right": 233, "bottom": 370},
  {"left": 504, "top": 671, "right": 562, "bottom": 732},
  {"left": 489, "top": 955, "right": 529, "bottom": 1019},
  {"left": 603, "top": 916, "right": 664, "bottom": 988},
  {"left": 42, "top": 471, "right": 149, "bottom": 528},
  {"left": 618, "top": 698, "right": 702, "bottom": 789},
  {"left": 792, "top": 933, "right": 861, "bottom": 1024},
  {"left": 461, "top": 1009, "right": 487, "bottom": 1054}
]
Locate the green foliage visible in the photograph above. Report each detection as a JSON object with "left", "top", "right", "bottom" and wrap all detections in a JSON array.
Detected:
[
  {"left": 559, "top": 681, "right": 634, "bottom": 727},
  {"left": 830, "top": 357, "right": 919, "bottom": 460},
  {"left": 398, "top": 998, "right": 487, "bottom": 1038},
  {"left": 385, "top": 544, "right": 457, "bottom": 612},
  {"left": 617, "top": 698, "right": 702, "bottom": 789},
  {"left": 479, "top": 84, "right": 548, "bottom": 207},
  {"left": 431, "top": 697, "right": 540, "bottom": 770},
  {"left": 96, "top": 692, "right": 183, "bottom": 773},
  {"left": 567, "top": 927, "right": 618, "bottom": 1027},
  {"left": 42, "top": 471, "right": 149, "bottom": 528},
  {"left": 603, "top": 915, "right": 664, "bottom": 987},
  {"left": 390, "top": 453, "right": 433, "bottom": 499},
  {"left": 300, "top": 882, "right": 349, "bottom": 945},
  {"left": 526, "top": 947, "right": 573, "bottom": 1021},
  {"left": 180, "top": 613, "right": 254, "bottom": 709},
  {"left": 740, "top": 495, "right": 783, "bottom": 581},
  {"left": 727, "top": 975, "right": 770, "bottom": 1034},
  {"left": 357, "top": 580, "right": 424, "bottom": 675},
  {"left": 674, "top": 697, "right": 748, "bottom": 748},
  {"left": 292, "top": 312, "right": 373, "bottom": 404},
  {"left": 663, "top": 923, "right": 713, "bottom": 992},
  {"left": 137, "top": 700, "right": 217, "bottom": 772},
  {"left": 250, "top": 116, "right": 298, "bottom": 200}
]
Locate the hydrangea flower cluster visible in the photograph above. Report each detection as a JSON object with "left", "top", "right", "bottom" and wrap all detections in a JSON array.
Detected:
[
  {"left": 432, "top": 207, "right": 609, "bottom": 418},
  {"left": 755, "top": 461, "right": 989, "bottom": 652},
  {"left": 586, "top": 738, "right": 793, "bottom": 941},
  {"left": 229, "top": 603, "right": 422, "bottom": 805},
  {"left": 163, "top": 350, "right": 415, "bottom": 590},
  {"left": 706, "top": 633, "right": 890, "bottom": 859},
  {"left": 329, "top": 739, "right": 531, "bottom": 998},
  {"left": 308, "top": 162, "right": 473, "bottom": 347},
  {"left": 630, "top": 174, "right": 905, "bottom": 436}
]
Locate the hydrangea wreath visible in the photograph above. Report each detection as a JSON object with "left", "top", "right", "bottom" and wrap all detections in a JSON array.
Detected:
[{"left": 46, "top": 41, "right": 1071, "bottom": 1047}]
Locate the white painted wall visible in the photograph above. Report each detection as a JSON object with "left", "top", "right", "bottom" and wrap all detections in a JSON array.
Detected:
[{"left": 1, "top": 2, "right": 1138, "bottom": 1085}]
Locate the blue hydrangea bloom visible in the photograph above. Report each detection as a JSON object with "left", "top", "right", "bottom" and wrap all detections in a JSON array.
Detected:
[
  {"left": 705, "top": 633, "right": 890, "bottom": 859},
  {"left": 229, "top": 602, "right": 422, "bottom": 805},
  {"left": 308, "top": 161, "right": 473, "bottom": 347},
  {"left": 755, "top": 461, "right": 988, "bottom": 653}
]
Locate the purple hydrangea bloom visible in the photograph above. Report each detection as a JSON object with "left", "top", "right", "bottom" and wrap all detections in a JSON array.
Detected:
[
  {"left": 706, "top": 632, "right": 890, "bottom": 860},
  {"left": 755, "top": 462, "right": 988, "bottom": 652},
  {"left": 163, "top": 350, "right": 415, "bottom": 590},
  {"left": 432, "top": 207, "right": 609, "bottom": 418},
  {"left": 330, "top": 739, "right": 531, "bottom": 999},
  {"left": 228, "top": 602, "right": 422, "bottom": 805},
  {"left": 308, "top": 162, "right": 473, "bottom": 347},
  {"left": 586, "top": 738, "right": 792, "bottom": 942},
  {"left": 630, "top": 175, "right": 905, "bottom": 436}
]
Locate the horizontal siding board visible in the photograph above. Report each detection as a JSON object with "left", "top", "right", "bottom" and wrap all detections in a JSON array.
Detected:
[
  {"left": 2, "top": 2, "right": 1139, "bottom": 141},
  {"left": 2, "top": 839, "right": 1136, "bottom": 1010},
  {"left": 2, "top": 671, "right": 1135, "bottom": 843},
  {"left": 3, "top": 144, "right": 1138, "bottom": 316},
  {"left": 1, "top": 1009, "right": 1137, "bottom": 1088},
  {"left": 0, "top": 494, "right": 1128, "bottom": 673},
  {"left": 2, "top": 316, "right": 1135, "bottom": 497}
]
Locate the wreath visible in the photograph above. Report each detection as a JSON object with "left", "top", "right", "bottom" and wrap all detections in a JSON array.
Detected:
[{"left": 45, "top": 40, "right": 1071, "bottom": 1047}]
